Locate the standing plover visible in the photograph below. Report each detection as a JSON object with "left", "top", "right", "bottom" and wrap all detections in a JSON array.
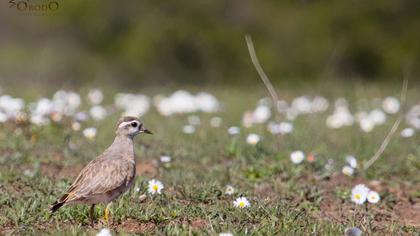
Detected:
[{"left": 51, "top": 116, "right": 152, "bottom": 225}]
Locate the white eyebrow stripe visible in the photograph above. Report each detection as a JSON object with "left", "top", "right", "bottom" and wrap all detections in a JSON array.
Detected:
[{"left": 118, "top": 121, "right": 134, "bottom": 128}]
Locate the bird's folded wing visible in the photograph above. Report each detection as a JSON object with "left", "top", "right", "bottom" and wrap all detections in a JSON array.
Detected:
[{"left": 66, "top": 159, "right": 133, "bottom": 199}]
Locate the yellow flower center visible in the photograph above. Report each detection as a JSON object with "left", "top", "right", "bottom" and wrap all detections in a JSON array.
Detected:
[
  {"left": 239, "top": 202, "right": 245, "bottom": 207},
  {"left": 355, "top": 194, "right": 361, "bottom": 200},
  {"left": 370, "top": 196, "right": 376, "bottom": 200},
  {"left": 153, "top": 185, "right": 158, "bottom": 191}
]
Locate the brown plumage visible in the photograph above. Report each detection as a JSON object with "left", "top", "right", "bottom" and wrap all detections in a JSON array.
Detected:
[{"left": 50, "top": 116, "right": 152, "bottom": 224}]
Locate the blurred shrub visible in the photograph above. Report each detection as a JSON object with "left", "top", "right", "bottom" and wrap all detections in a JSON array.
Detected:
[{"left": 1, "top": 0, "right": 420, "bottom": 86}]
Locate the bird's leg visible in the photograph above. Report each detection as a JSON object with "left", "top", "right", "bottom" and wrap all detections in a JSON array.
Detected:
[
  {"left": 90, "top": 204, "right": 95, "bottom": 227},
  {"left": 104, "top": 202, "right": 112, "bottom": 226}
]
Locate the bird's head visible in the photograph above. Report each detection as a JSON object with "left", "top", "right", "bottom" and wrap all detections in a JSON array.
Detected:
[{"left": 116, "top": 116, "right": 152, "bottom": 138}]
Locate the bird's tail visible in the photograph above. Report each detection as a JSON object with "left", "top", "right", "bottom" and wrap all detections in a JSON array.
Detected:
[
  {"left": 50, "top": 193, "right": 69, "bottom": 213},
  {"left": 50, "top": 201, "right": 65, "bottom": 213}
]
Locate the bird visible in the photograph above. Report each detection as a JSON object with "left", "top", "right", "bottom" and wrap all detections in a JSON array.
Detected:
[{"left": 50, "top": 116, "right": 152, "bottom": 225}]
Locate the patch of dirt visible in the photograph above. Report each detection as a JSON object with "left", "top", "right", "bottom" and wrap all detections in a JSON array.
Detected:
[
  {"left": 136, "top": 161, "right": 159, "bottom": 177},
  {"left": 0, "top": 222, "right": 15, "bottom": 235},
  {"left": 190, "top": 218, "right": 208, "bottom": 230},
  {"left": 0, "top": 147, "right": 17, "bottom": 159},
  {"left": 254, "top": 182, "right": 276, "bottom": 199},
  {"left": 114, "top": 218, "right": 156, "bottom": 234},
  {"left": 393, "top": 202, "right": 420, "bottom": 227},
  {"left": 0, "top": 177, "right": 32, "bottom": 195},
  {"left": 40, "top": 162, "right": 84, "bottom": 179},
  {"left": 314, "top": 173, "right": 420, "bottom": 230}
]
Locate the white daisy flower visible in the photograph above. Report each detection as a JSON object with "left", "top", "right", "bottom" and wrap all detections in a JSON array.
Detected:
[
  {"left": 53, "top": 90, "right": 81, "bottom": 116},
  {"left": 406, "top": 105, "right": 420, "bottom": 129},
  {"left": 360, "top": 117, "right": 375, "bottom": 132},
  {"left": 311, "top": 96, "right": 329, "bottom": 113},
  {"left": 160, "top": 155, "right": 172, "bottom": 163},
  {"left": 369, "top": 109, "right": 386, "bottom": 125},
  {"left": 382, "top": 96, "right": 400, "bottom": 114},
  {"left": 0, "top": 111, "right": 7, "bottom": 123},
  {"left": 326, "top": 101, "right": 354, "bottom": 129},
  {"left": 182, "top": 125, "right": 196, "bottom": 134},
  {"left": 292, "top": 96, "right": 312, "bottom": 114},
  {"left": 246, "top": 133, "right": 260, "bottom": 145},
  {"left": 71, "top": 122, "right": 81, "bottom": 131},
  {"left": 147, "top": 179, "right": 164, "bottom": 195},
  {"left": 279, "top": 122, "right": 293, "bottom": 134},
  {"left": 400, "top": 128, "right": 415, "bottom": 138},
  {"left": 88, "top": 89, "right": 104, "bottom": 105},
  {"left": 346, "top": 155, "right": 357, "bottom": 168},
  {"left": 195, "top": 92, "right": 220, "bottom": 113},
  {"left": 30, "top": 113, "right": 50, "bottom": 126},
  {"left": 0, "top": 95, "right": 25, "bottom": 118},
  {"left": 227, "top": 126, "right": 240, "bottom": 135},
  {"left": 96, "top": 228, "right": 112, "bottom": 236},
  {"left": 367, "top": 191, "right": 380, "bottom": 204},
  {"left": 252, "top": 105, "right": 271, "bottom": 124},
  {"left": 290, "top": 151, "right": 305, "bottom": 164},
  {"left": 210, "top": 116, "right": 223, "bottom": 127},
  {"left": 219, "top": 233, "right": 233, "bottom": 236},
  {"left": 115, "top": 93, "right": 150, "bottom": 117},
  {"left": 225, "top": 185, "right": 235, "bottom": 195},
  {"left": 90, "top": 105, "right": 107, "bottom": 121},
  {"left": 233, "top": 197, "right": 250, "bottom": 208},
  {"left": 83, "top": 127, "right": 97, "bottom": 140},
  {"left": 351, "top": 184, "right": 370, "bottom": 205},
  {"left": 342, "top": 166, "right": 354, "bottom": 176}
]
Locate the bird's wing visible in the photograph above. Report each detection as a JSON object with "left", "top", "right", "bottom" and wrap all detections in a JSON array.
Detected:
[
  {"left": 66, "top": 158, "right": 100, "bottom": 193},
  {"left": 64, "top": 158, "right": 134, "bottom": 201}
]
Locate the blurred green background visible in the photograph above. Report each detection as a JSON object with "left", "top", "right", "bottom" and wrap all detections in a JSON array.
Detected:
[{"left": 1, "top": 0, "right": 419, "bottom": 90}]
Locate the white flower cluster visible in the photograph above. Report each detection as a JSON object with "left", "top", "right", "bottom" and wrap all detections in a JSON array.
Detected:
[
  {"left": 326, "top": 98, "right": 354, "bottom": 129},
  {"left": 0, "top": 95, "right": 25, "bottom": 122},
  {"left": 325, "top": 96, "right": 417, "bottom": 133},
  {"left": 114, "top": 93, "right": 150, "bottom": 117},
  {"left": 342, "top": 155, "right": 357, "bottom": 176},
  {"left": 351, "top": 184, "right": 380, "bottom": 205},
  {"left": 29, "top": 90, "right": 82, "bottom": 125},
  {"left": 267, "top": 121, "right": 293, "bottom": 135},
  {"left": 0, "top": 90, "right": 104, "bottom": 126},
  {"left": 155, "top": 90, "right": 219, "bottom": 116},
  {"left": 223, "top": 185, "right": 251, "bottom": 209},
  {"left": 355, "top": 109, "right": 386, "bottom": 133},
  {"left": 242, "top": 105, "right": 271, "bottom": 127},
  {"left": 242, "top": 96, "right": 328, "bottom": 128},
  {"left": 406, "top": 105, "right": 420, "bottom": 130}
]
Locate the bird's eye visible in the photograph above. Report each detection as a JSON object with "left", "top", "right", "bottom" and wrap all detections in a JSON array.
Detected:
[{"left": 131, "top": 122, "right": 138, "bottom": 127}]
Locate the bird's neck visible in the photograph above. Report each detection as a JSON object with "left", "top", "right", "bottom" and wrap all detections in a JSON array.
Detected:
[{"left": 107, "top": 135, "right": 136, "bottom": 162}]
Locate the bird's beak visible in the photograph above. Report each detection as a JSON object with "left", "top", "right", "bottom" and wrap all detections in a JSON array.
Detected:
[{"left": 141, "top": 127, "right": 153, "bottom": 134}]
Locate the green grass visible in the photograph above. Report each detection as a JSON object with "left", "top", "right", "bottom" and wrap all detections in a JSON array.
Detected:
[{"left": 0, "top": 84, "right": 419, "bottom": 235}]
